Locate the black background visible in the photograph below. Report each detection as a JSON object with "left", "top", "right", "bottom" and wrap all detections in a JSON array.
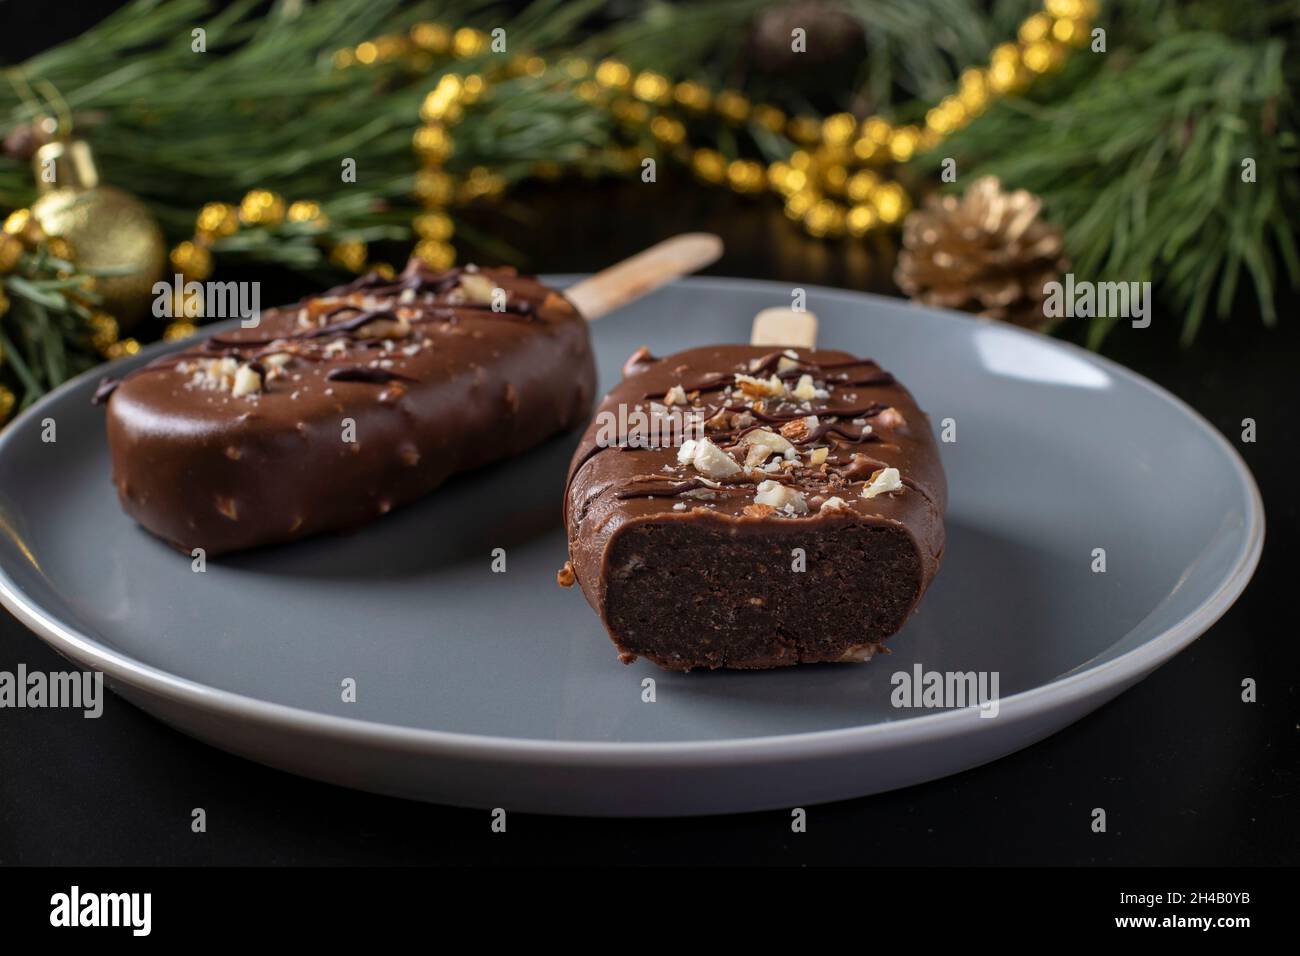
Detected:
[{"left": 1, "top": 1, "right": 1296, "bottom": 867}]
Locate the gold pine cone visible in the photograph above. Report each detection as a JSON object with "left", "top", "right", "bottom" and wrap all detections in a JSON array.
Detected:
[{"left": 894, "top": 176, "right": 1068, "bottom": 330}]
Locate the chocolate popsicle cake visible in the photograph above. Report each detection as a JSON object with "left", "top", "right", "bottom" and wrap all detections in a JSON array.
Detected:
[
  {"left": 561, "top": 335, "right": 946, "bottom": 671},
  {"left": 101, "top": 260, "right": 597, "bottom": 555}
]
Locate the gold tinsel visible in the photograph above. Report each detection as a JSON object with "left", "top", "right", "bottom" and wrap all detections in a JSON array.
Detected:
[{"left": 894, "top": 176, "right": 1068, "bottom": 330}]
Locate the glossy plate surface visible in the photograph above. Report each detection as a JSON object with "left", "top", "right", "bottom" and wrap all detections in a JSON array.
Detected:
[{"left": 0, "top": 278, "right": 1263, "bottom": 815}]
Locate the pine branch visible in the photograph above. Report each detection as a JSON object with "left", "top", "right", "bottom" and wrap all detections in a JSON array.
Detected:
[{"left": 929, "top": 21, "right": 1299, "bottom": 345}]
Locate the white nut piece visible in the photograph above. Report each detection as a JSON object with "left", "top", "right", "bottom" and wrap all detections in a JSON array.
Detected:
[
  {"left": 861, "top": 466, "right": 903, "bottom": 499},
  {"left": 186, "top": 356, "right": 240, "bottom": 392},
  {"left": 354, "top": 313, "right": 412, "bottom": 340},
  {"left": 734, "top": 372, "right": 785, "bottom": 397},
  {"left": 676, "top": 438, "right": 698, "bottom": 464},
  {"left": 457, "top": 272, "right": 497, "bottom": 305},
  {"left": 739, "top": 427, "right": 793, "bottom": 454},
  {"left": 231, "top": 363, "right": 263, "bottom": 398},
  {"left": 689, "top": 437, "right": 741, "bottom": 479},
  {"left": 819, "top": 495, "right": 852, "bottom": 512},
  {"left": 875, "top": 406, "right": 907, "bottom": 428},
  {"left": 754, "top": 479, "right": 808, "bottom": 514},
  {"left": 664, "top": 384, "right": 688, "bottom": 405},
  {"left": 744, "top": 442, "right": 777, "bottom": 468}
]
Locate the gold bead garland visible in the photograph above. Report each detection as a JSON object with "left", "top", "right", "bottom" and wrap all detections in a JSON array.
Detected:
[
  {"left": 350, "top": 0, "right": 1092, "bottom": 245},
  {"left": 168, "top": 0, "right": 1095, "bottom": 318},
  {"left": 163, "top": 189, "right": 362, "bottom": 341}
]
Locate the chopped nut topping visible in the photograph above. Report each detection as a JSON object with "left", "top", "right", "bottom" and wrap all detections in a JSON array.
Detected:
[
  {"left": 739, "top": 427, "right": 793, "bottom": 454},
  {"left": 820, "top": 495, "right": 852, "bottom": 512},
  {"left": 181, "top": 357, "right": 240, "bottom": 392},
  {"left": 808, "top": 447, "right": 829, "bottom": 467},
  {"left": 231, "top": 363, "right": 263, "bottom": 398},
  {"left": 875, "top": 406, "right": 906, "bottom": 428},
  {"left": 688, "top": 436, "right": 742, "bottom": 479},
  {"left": 743, "top": 503, "right": 776, "bottom": 518},
  {"left": 354, "top": 313, "right": 412, "bottom": 340},
  {"left": 556, "top": 561, "right": 576, "bottom": 588},
  {"left": 664, "top": 384, "right": 688, "bottom": 405},
  {"left": 457, "top": 272, "right": 498, "bottom": 305},
  {"left": 780, "top": 416, "right": 818, "bottom": 442},
  {"left": 791, "top": 373, "right": 828, "bottom": 401},
  {"left": 754, "top": 479, "right": 808, "bottom": 514},
  {"left": 861, "top": 466, "right": 904, "bottom": 499},
  {"left": 735, "top": 372, "right": 785, "bottom": 398},
  {"left": 744, "top": 442, "right": 778, "bottom": 468}
]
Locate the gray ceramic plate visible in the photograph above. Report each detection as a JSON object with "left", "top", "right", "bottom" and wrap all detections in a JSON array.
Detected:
[{"left": 0, "top": 277, "right": 1263, "bottom": 816}]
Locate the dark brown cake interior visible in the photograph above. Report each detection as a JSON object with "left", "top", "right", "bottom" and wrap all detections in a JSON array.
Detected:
[{"left": 604, "top": 519, "right": 923, "bottom": 670}]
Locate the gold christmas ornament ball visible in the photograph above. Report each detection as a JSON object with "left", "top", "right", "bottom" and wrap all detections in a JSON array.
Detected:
[{"left": 29, "top": 140, "right": 166, "bottom": 329}]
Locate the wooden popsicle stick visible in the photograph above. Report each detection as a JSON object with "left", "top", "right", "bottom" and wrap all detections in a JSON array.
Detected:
[
  {"left": 564, "top": 233, "right": 723, "bottom": 321},
  {"left": 750, "top": 307, "right": 818, "bottom": 349}
]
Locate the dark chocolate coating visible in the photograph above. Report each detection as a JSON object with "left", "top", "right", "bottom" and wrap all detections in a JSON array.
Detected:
[
  {"left": 563, "top": 345, "right": 946, "bottom": 671},
  {"left": 105, "top": 261, "right": 596, "bottom": 555}
]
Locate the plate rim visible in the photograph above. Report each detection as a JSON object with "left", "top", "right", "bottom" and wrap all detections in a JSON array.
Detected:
[{"left": 0, "top": 276, "right": 1266, "bottom": 763}]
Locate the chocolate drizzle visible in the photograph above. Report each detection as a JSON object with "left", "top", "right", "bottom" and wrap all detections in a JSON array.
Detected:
[
  {"left": 318, "top": 263, "right": 465, "bottom": 301},
  {"left": 616, "top": 477, "right": 733, "bottom": 500},
  {"left": 719, "top": 401, "right": 888, "bottom": 424},
  {"left": 207, "top": 307, "right": 400, "bottom": 348},
  {"left": 325, "top": 366, "right": 419, "bottom": 384},
  {"left": 805, "top": 421, "right": 880, "bottom": 445},
  {"left": 640, "top": 357, "right": 893, "bottom": 401}
]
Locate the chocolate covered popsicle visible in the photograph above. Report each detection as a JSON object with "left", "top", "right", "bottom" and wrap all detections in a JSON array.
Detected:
[
  {"left": 102, "top": 262, "right": 591, "bottom": 555},
  {"left": 560, "top": 312, "right": 946, "bottom": 671},
  {"left": 100, "top": 235, "right": 722, "bottom": 555}
]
